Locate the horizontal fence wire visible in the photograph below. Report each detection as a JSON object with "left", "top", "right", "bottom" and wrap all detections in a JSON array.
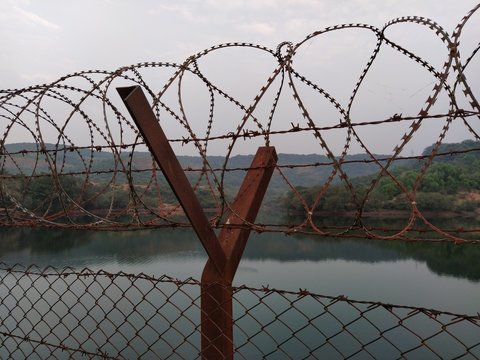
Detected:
[
  {"left": 0, "top": 4, "right": 479, "bottom": 243},
  {"left": 0, "top": 263, "right": 478, "bottom": 359}
]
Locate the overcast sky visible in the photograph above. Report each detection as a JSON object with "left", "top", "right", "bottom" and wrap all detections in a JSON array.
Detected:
[
  {"left": 1, "top": 0, "right": 479, "bottom": 155},
  {"left": 1, "top": 0, "right": 479, "bottom": 88}
]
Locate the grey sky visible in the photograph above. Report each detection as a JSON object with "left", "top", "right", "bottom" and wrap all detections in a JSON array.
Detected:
[
  {"left": 1, "top": 0, "right": 479, "bottom": 155},
  {"left": 0, "top": 0, "right": 478, "bottom": 87}
]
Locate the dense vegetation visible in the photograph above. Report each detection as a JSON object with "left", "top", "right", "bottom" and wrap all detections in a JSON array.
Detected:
[
  {"left": 1, "top": 171, "right": 220, "bottom": 215},
  {"left": 2, "top": 140, "right": 479, "bottom": 215},
  {"left": 282, "top": 140, "right": 480, "bottom": 214}
]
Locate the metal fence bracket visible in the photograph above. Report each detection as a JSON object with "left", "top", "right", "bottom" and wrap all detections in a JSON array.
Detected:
[{"left": 118, "top": 85, "right": 277, "bottom": 359}]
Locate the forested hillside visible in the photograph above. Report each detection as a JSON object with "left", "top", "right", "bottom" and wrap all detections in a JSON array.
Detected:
[
  {"left": 2, "top": 140, "right": 479, "bottom": 214},
  {"left": 282, "top": 140, "right": 480, "bottom": 214}
]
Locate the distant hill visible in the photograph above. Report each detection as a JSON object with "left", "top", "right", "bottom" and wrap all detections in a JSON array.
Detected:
[
  {"left": 1, "top": 142, "right": 393, "bottom": 191},
  {"left": 421, "top": 139, "right": 480, "bottom": 165},
  {"left": 2, "top": 140, "right": 479, "bottom": 196},
  {"left": 281, "top": 140, "right": 480, "bottom": 214}
]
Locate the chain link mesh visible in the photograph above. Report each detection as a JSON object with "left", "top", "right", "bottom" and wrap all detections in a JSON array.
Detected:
[{"left": 0, "top": 263, "right": 478, "bottom": 359}]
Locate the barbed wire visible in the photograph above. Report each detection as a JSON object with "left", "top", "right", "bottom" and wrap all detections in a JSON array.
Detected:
[{"left": 0, "top": 5, "right": 479, "bottom": 243}]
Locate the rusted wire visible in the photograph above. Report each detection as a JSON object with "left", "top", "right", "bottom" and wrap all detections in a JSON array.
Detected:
[{"left": 1, "top": 5, "right": 479, "bottom": 244}]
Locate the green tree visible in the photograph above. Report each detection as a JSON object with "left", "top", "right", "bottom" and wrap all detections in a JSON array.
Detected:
[{"left": 24, "top": 174, "right": 83, "bottom": 213}]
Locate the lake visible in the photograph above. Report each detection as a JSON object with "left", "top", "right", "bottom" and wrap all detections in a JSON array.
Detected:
[
  {"left": 1, "top": 226, "right": 478, "bottom": 315},
  {"left": 1, "top": 226, "right": 479, "bottom": 358}
]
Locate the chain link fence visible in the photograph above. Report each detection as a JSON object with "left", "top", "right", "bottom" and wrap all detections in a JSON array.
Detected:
[{"left": 0, "top": 263, "right": 478, "bottom": 359}]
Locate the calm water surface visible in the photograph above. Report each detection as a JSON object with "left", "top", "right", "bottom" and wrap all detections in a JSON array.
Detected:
[{"left": 1, "top": 227, "right": 478, "bottom": 314}]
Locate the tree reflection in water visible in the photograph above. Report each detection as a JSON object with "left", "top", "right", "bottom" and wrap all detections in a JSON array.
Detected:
[{"left": 0, "top": 219, "right": 479, "bottom": 282}]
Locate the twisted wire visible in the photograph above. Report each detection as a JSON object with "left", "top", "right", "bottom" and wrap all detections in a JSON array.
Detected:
[{"left": 1, "top": 6, "right": 479, "bottom": 243}]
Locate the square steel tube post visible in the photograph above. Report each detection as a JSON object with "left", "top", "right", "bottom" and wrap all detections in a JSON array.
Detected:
[
  {"left": 201, "top": 146, "right": 277, "bottom": 359},
  {"left": 117, "top": 86, "right": 226, "bottom": 274},
  {"left": 118, "top": 85, "right": 277, "bottom": 359}
]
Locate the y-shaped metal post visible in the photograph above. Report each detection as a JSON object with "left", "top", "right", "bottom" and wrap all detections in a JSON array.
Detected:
[{"left": 118, "top": 86, "right": 277, "bottom": 359}]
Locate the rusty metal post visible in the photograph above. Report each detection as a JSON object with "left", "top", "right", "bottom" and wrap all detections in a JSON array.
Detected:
[
  {"left": 117, "top": 86, "right": 226, "bottom": 274},
  {"left": 117, "top": 86, "right": 277, "bottom": 359},
  {"left": 201, "top": 146, "right": 277, "bottom": 359}
]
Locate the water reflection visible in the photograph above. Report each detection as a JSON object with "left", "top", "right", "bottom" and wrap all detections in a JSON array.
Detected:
[
  {"left": 284, "top": 212, "right": 480, "bottom": 239},
  {"left": 0, "top": 227, "right": 199, "bottom": 267},
  {"left": 0, "top": 226, "right": 478, "bottom": 282}
]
